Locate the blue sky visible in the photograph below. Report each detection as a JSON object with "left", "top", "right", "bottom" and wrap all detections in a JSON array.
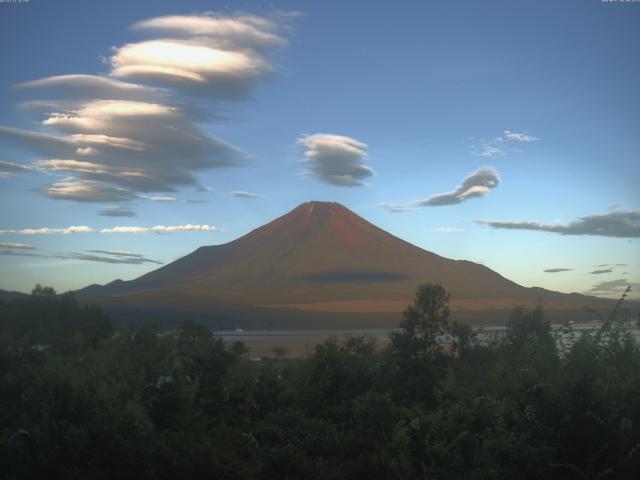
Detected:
[{"left": 0, "top": 0, "right": 638, "bottom": 299}]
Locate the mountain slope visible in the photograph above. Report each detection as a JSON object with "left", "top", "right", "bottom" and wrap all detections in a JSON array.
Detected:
[{"left": 78, "top": 201, "right": 623, "bottom": 325}]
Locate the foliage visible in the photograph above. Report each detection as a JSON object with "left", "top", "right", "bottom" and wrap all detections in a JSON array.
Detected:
[{"left": 1, "top": 284, "right": 639, "bottom": 479}]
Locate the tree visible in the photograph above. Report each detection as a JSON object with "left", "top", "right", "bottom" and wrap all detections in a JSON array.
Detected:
[
  {"left": 389, "top": 283, "right": 451, "bottom": 404},
  {"left": 391, "top": 283, "right": 450, "bottom": 362}
]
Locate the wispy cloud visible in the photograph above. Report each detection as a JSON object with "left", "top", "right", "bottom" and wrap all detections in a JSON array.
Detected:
[
  {"left": 0, "top": 250, "right": 47, "bottom": 258},
  {"left": 0, "top": 242, "right": 36, "bottom": 250},
  {"left": 589, "top": 279, "right": 640, "bottom": 298},
  {"left": 0, "top": 224, "right": 218, "bottom": 235},
  {"left": 477, "top": 210, "right": 640, "bottom": 238},
  {"left": 140, "top": 195, "right": 178, "bottom": 202},
  {"left": 88, "top": 249, "right": 145, "bottom": 258},
  {"left": 380, "top": 166, "right": 500, "bottom": 212},
  {"left": 590, "top": 269, "right": 613, "bottom": 274},
  {"left": 473, "top": 130, "right": 538, "bottom": 158},
  {"left": 299, "top": 133, "right": 374, "bottom": 187},
  {"left": 99, "top": 224, "right": 218, "bottom": 234},
  {"left": 0, "top": 160, "right": 32, "bottom": 177},
  {"left": 0, "top": 246, "right": 162, "bottom": 265},
  {"left": 0, "top": 226, "right": 94, "bottom": 235},
  {"left": 503, "top": 131, "right": 538, "bottom": 143},
  {"left": 42, "top": 179, "right": 133, "bottom": 202},
  {"left": 230, "top": 190, "right": 260, "bottom": 198},
  {"left": 543, "top": 268, "right": 572, "bottom": 273},
  {"left": 56, "top": 251, "right": 163, "bottom": 265},
  {"left": 98, "top": 206, "right": 137, "bottom": 217},
  {"left": 433, "top": 227, "right": 464, "bottom": 233},
  {"left": 480, "top": 145, "right": 503, "bottom": 158}
]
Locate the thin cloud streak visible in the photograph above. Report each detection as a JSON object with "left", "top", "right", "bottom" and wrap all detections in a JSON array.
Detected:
[
  {"left": 0, "top": 242, "right": 36, "bottom": 250},
  {"left": 588, "top": 279, "right": 640, "bottom": 297},
  {"left": 98, "top": 206, "right": 137, "bottom": 217},
  {"left": 0, "top": 224, "right": 219, "bottom": 235},
  {"left": 0, "top": 248, "right": 162, "bottom": 265},
  {"left": 55, "top": 252, "right": 163, "bottom": 265},
  {"left": 230, "top": 190, "right": 260, "bottom": 198},
  {"left": 477, "top": 210, "right": 640, "bottom": 238}
]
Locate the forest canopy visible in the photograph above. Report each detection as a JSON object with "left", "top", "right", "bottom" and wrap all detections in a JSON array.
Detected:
[{"left": 1, "top": 284, "right": 639, "bottom": 479}]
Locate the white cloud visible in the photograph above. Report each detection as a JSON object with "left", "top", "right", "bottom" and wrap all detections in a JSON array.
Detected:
[
  {"left": 140, "top": 195, "right": 178, "bottom": 202},
  {"left": 88, "top": 249, "right": 141, "bottom": 257},
  {"left": 0, "top": 11, "right": 293, "bottom": 202},
  {"left": 98, "top": 226, "right": 148, "bottom": 234},
  {"left": 19, "top": 74, "right": 163, "bottom": 101},
  {"left": 473, "top": 130, "right": 538, "bottom": 158},
  {"left": 503, "top": 130, "right": 538, "bottom": 143},
  {"left": 1, "top": 101, "right": 247, "bottom": 199},
  {"left": 42, "top": 179, "right": 132, "bottom": 203},
  {"left": 0, "top": 224, "right": 218, "bottom": 235},
  {"left": 480, "top": 145, "right": 504, "bottom": 158},
  {"left": 110, "top": 13, "right": 288, "bottom": 99},
  {"left": 230, "top": 190, "right": 260, "bottom": 198},
  {"left": 151, "top": 224, "right": 218, "bottom": 233},
  {"left": 0, "top": 226, "right": 94, "bottom": 235},
  {"left": 100, "top": 224, "right": 218, "bottom": 233},
  {"left": 381, "top": 166, "right": 500, "bottom": 212},
  {"left": 299, "top": 133, "right": 374, "bottom": 187},
  {"left": 132, "top": 14, "right": 285, "bottom": 50}
]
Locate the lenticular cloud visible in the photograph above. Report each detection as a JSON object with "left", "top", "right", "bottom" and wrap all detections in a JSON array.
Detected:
[
  {"left": 299, "top": 134, "right": 375, "bottom": 187},
  {"left": 0, "top": 12, "right": 291, "bottom": 203}
]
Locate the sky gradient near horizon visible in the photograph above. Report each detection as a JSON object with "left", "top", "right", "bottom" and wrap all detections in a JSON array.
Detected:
[{"left": 0, "top": 0, "right": 638, "bottom": 299}]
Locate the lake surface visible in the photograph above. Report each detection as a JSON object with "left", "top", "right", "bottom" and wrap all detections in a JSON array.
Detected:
[{"left": 214, "top": 324, "right": 640, "bottom": 358}]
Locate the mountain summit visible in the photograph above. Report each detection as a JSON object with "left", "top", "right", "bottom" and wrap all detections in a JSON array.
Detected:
[{"left": 79, "top": 201, "right": 615, "bottom": 325}]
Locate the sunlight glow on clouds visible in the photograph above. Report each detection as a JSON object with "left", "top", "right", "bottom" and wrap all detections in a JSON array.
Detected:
[
  {"left": 42, "top": 179, "right": 132, "bottom": 203},
  {"left": 131, "top": 14, "right": 285, "bottom": 49},
  {"left": 0, "top": 12, "right": 292, "bottom": 207},
  {"left": 111, "top": 13, "right": 287, "bottom": 99},
  {"left": 380, "top": 166, "right": 500, "bottom": 212}
]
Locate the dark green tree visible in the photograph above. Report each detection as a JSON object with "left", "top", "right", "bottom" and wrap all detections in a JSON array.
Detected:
[{"left": 389, "top": 283, "right": 451, "bottom": 405}]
